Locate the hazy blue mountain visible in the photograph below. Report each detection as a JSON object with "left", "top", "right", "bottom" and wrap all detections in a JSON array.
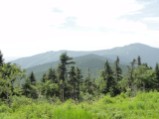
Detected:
[
  {"left": 26, "top": 54, "right": 108, "bottom": 80},
  {"left": 12, "top": 43, "right": 159, "bottom": 69},
  {"left": 11, "top": 51, "right": 92, "bottom": 68},
  {"left": 102, "top": 43, "right": 159, "bottom": 67},
  {"left": 11, "top": 43, "right": 159, "bottom": 80}
]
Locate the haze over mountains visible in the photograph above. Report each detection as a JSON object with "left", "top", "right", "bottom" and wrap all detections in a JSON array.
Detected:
[{"left": 11, "top": 43, "right": 159, "bottom": 79}]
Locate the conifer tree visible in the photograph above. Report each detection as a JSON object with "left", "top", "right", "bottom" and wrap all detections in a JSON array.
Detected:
[
  {"left": 22, "top": 72, "right": 38, "bottom": 99},
  {"left": 57, "top": 52, "right": 75, "bottom": 101},
  {"left": 113, "top": 56, "right": 122, "bottom": 95},
  {"left": 101, "top": 60, "right": 114, "bottom": 95},
  {"left": 0, "top": 50, "right": 3, "bottom": 66},
  {"left": 0, "top": 63, "right": 24, "bottom": 105},
  {"left": 137, "top": 56, "right": 141, "bottom": 66},
  {"left": 29, "top": 72, "right": 36, "bottom": 85},
  {"left": 42, "top": 73, "right": 48, "bottom": 83},
  {"left": 75, "top": 67, "right": 82, "bottom": 100},
  {"left": 68, "top": 66, "right": 76, "bottom": 99},
  {"left": 155, "top": 63, "right": 159, "bottom": 90},
  {"left": 67, "top": 66, "right": 81, "bottom": 100},
  {"left": 127, "top": 59, "right": 136, "bottom": 88},
  {"left": 114, "top": 56, "right": 122, "bottom": 82},
  {"left": 48, "top": 68, "right": 57, "bottom": 83}
]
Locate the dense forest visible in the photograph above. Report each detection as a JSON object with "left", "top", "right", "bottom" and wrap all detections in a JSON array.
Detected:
[{"left": 1, "top": 50, "right": 159, "bottom": 118}]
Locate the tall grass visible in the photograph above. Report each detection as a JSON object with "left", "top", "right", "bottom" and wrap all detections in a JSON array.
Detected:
[{"left": 1, "top": 92, "right": 159, "bottom": 119}]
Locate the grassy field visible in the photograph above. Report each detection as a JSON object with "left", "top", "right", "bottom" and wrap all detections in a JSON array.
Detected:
[{"left": 0, "top": 92, "right": 159, "bottom": 119}]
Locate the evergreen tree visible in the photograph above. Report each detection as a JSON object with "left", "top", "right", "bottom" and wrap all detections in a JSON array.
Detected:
[
  {"left": 41, "top": 69, "right": 59, "bottom": 98},
  {"left": 114, "top": 56, "right": 122, "bottom": 82},
  {"left": 0, "top": 63, "right": 24, "bottom": 105},
  {"left": 137, "top": 56, "right": 141, "bottom": 66},
  {"left": 83, "top": 76, "right": 97, "bottom": 95},
  {"left": 22, "top": 72, "right": 38, "bottom": 99},
  {"left": 113, "top": 56, "right": 122, "bottom": 95},
  {"left": 80, "top": 68, "right": 98, "bottom": 101},
  {"left": 57, "top": 52, "right": 75, "bottom": 101},
  {"left": 75, "top": 67, "right": 82, "bottom": 100},
  {"left": 48, "top": 68, "right": 57, "bottom": 83},
  {"left": 67, "top": 66, "right": 76, "bottom": 99},
  {"left": 155, "top": 63, "right": 159, "bottom": 90},
  {"left": 42, "top": 73, "right": 48, "bottom": 83},
  {"left": 22, "top": 78, "right": 32, "bottom": 98},
  {"left": 101, "top": 60, "right": 115, "bottom": 95},
  {"left": 127, "top": 59, "right": 136, "bottom": 89},
  {"left": 133, "top": 64, "right": 155, "bottom": 91},
  {"left": 67, "top": 66, "right": 81, "bottom": 100},
  {"left": 0, "top": 50, "right": 3, "bottom": 66},
  {"left": 29, "top": 72, "right": 36, "bottom": 85}
]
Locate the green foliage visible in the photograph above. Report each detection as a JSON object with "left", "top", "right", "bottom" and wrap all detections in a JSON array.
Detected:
[
  {"left": 29, "top": 72, "right": 36, "bottom": 85},
  {"left": 101, "top": 60, "right": 117, "bottom": 96},
  {"left": 48, "top": 68, "right": 57, "bottom": 83},
  {"left": 1, "top": 92, "right": 159, "bottom": 119},
  {"left": 22, "top": 72, "right": 38, "bottom": 99},
  {"left": 2, "top": 50, "right": 159, "bottom": 119},
  {"left": 41, "top": 80, "right": 59, "bottom": 98},
  {"left": 66, "top": 66, "right": 81, "bottom": 100},
  {"left": 114, "top": 56, "right": 122, "bottom": 82},
  {"left": 57, "top": 52, "right": 75, "bottom": 101},
  {"left": 40, "top": 69, "right": 59, "bottom": 98},
  {"left": 133, "top": 64, "right": 155, "bottom": 91},
  {"left": 0, "top": 63, "right": 24, "bottom": 105}
]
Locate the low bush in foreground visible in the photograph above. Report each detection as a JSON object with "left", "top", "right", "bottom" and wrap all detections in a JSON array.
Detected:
[{"left": 1, "top": 92, "right": 159, "bottom": 119}]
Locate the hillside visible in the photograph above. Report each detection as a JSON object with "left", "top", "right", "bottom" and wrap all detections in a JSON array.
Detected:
[
  {"left": 11, "top": 43, "right": 159, "bottom": 79},
  {"left": 26, "top": 54, "right": 109, "bottom": 80},
  {"left": 103, "top": 43, "right": 159, "bottom": 66},
  {"left": 12, "top": 43, "right": 159, "bottom": 69},
  {"left": 11, "top": 51, "right": 91, "bottom": 68}
]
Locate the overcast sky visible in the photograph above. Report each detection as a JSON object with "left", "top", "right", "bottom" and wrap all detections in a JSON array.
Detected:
[{"left": 0, "top": 0, "right": 159, "bottom": 60}]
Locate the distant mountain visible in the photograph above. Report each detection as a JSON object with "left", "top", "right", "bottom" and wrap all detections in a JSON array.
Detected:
[
  {"left": 26, "top": 54, "right": 108, "bottom": 80},
  {"left": 102, "top": 43, "right": 159, "bottom": 66},
  {"left": 12, "top": 43, "right": 159, "bottom": 69},
  {"left": 11, "top": 51, "right": 92, "bottom": 68},
  {"left": 11, "top": 43, "right": 159, "bottom": 79}
]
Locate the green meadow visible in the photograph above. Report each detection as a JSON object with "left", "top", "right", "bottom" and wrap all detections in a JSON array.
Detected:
[{"left": 1, "top": 92, "right": 159, "bottom": 119}]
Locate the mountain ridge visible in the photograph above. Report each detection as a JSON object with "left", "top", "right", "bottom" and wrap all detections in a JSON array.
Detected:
[{"left": 11, "top": 43, "right": 159, "bottom": 69}]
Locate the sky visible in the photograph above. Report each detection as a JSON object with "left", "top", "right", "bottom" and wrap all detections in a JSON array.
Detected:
[{"left": 0, "top": 0, "right": 159, "bottom": 60}]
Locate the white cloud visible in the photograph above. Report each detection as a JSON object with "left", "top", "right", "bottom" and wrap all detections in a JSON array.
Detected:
[
  {"left": 143, "top": 17, "right": 159, "bottom": 23},
  {"left": 0, "top": 0, "right": 159, "bottom": 59},
  {"left": 50, "top": 0, "right": 143, "bottom": 27}
]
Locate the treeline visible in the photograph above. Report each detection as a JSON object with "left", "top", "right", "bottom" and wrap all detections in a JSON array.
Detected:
[{"left": 1, "top": 51, "right": 159, "bottom": 105}]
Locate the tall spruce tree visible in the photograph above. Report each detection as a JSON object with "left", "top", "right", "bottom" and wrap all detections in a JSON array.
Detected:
[
  {"left": 0, "top": 50, "right": 3, "bottom": 66},
  {"left": 113, "top": 56, "right": 122, "bottom": 95},
  {"left": 22, "top": 72, "right": 38, "bottom": 99},
  {"left": 68, "top": 66, "right": 81, "bottom": 100},
  {"left": 57, "top": 52, "right": 75, "bottom": 101},
  {"left": 114, "top": 56, "right": 122, "bottom": 82},
  {"left": 101, "top": 60, "right": 115, "bottom": 95},
  {"left": 29, "top": 72, "right": 36, "bottom": 85},
  {"left": 137, "top": 56, "right": 141, "bottom": 66},
  {"left": 67, "top": 66, "right": 76, "bottom": 99},
  {"left": 75, "top": 67, "right": 82, "bottom": 100},
  {"left": 42, "top": 73, "right": 48, "bottom": 83},
  {"left": 127, "top": 59, "right": 136, "bottom": 88},
  {"left": 48, "top": 68, "right": 57, "bottom": 83},
  {"left": 155, "top": 63, "right": 159, "bottom": 90}
]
